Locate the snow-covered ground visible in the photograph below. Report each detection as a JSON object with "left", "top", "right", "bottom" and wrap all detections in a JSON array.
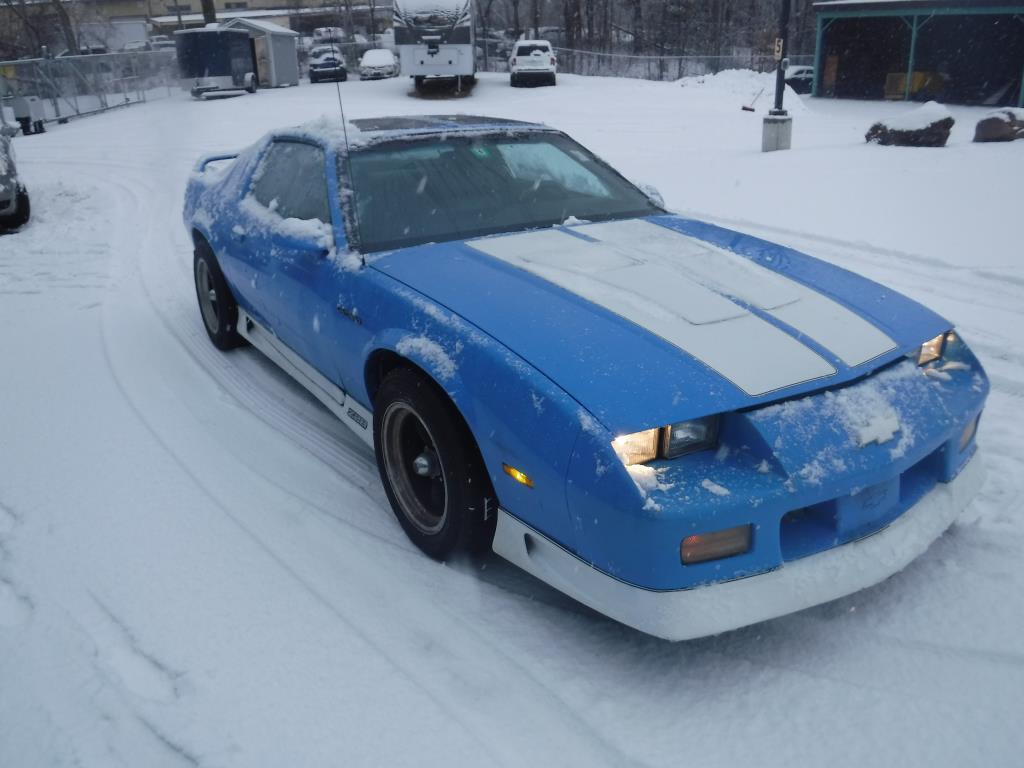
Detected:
[{"left": 1, "top": 72, "right": 1022, "bottom": 767}]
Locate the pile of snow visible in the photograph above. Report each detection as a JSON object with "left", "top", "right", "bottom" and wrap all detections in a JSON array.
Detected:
[
  {"left": 983, "top": 107, "right": 1024, "bottom": 123},
  {"left": 677, "top": 68, "right": 806, "bottom": 113},
  {"left": 877, "top": 100, "right": 953, "bottom": 132}
]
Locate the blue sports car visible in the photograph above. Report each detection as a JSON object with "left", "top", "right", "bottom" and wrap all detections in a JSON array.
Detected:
[{"left": 184, "top": 115, "right": 987, "bottom": 640}]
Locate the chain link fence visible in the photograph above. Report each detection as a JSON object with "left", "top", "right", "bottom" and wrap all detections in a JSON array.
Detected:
[
  {"left": 480, "top": 46, "right": 814, "bottom": 82},
  {"left": 0, "top": 50, "right": 178, "bottom": 131}
]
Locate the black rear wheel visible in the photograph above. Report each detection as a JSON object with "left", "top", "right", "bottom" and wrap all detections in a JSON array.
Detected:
[{"left": 374, "top": 366, "right": 496, "bottom": 559}]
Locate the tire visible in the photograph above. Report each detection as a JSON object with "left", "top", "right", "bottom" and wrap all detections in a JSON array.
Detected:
[
  {"left": 310, "top": 74, "right": 319, "bottom": 84},
  {"left": 11, "top": 187, "right": 29, "bottom": 228},
  {"left": 549, "top": 73, "right": 557, "bottom": 86},
  {"left": 193, "top": 240, "right": 244, "bottom": 351},
  {"left": 510, "top": 73, "right": 519, "bottom": 87},
  {"left": 414, "top": 75, "right": 425, "bottom": 91},
  {"left": 1, "top": 186, "right": 30, "bottom": 230},
  {"left": 374, "top": 366, "right": 497, "bottom": 559},
  {"left": 340, "top": 72, "right": 348, "bottom": 82}
]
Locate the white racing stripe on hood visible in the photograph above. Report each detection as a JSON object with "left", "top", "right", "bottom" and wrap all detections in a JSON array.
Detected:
[
  {"left": 580, "top": 220, "right": 896, "bottom": 366},
  {"left": 470, "top": 228, "right": 837, "bottom": 396}
]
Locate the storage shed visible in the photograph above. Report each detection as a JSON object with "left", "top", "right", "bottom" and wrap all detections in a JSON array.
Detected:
[
  {"left": 222, "top": 18, "right": 300, "bottom": 88},
  {"left": 812, "top": 0, "right": 1024, "bottom": 106}
]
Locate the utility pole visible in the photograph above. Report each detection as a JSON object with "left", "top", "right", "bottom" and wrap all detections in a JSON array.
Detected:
[
  {"left": 762, "top": 0, "right": 793, "bottom": 152},
  {"left": 200, "top": 0, "right": 217, "bottom": 25}
]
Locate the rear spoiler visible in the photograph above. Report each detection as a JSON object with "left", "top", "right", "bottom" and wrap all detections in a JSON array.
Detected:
[{"left": 193, "top": 152, "right": 239, "bottom": 174}]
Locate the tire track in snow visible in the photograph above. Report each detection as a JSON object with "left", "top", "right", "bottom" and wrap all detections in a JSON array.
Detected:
[
  {"left": 86, "top": 169, "right": 513, "bottom": 768},
  {"left": 76, "top": 160, "right": 641, "bottom": 768}
]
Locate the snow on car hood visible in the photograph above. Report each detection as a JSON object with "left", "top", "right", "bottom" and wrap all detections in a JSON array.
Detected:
[{"left": 370, "top": 215, "right": 950, "bottom": 434}]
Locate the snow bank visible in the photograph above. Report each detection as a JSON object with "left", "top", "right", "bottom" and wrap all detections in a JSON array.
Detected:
[{"left": 677, "top": 68, "right": 807, "bottom": 113}]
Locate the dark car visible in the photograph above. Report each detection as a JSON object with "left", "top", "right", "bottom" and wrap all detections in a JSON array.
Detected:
[
  {"left": 0, "top": 130, "right": 31, "bottom": 231},
  {"left": 785, "top": 65, "right": 814, "bottom": 94},
  {"left": 309, "top": 45, "right": 348, "bottom": 83}
]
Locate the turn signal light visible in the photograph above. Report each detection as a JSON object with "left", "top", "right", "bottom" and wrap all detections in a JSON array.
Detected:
[
  {"left": 503, "top": 463, "right": 534, "bottom": 488},
  {"left": 681, "top": 525, "right": 752, "bottom": 565},
  {"left": 959, "top": 415, "right": 980, "bottom": 452}
]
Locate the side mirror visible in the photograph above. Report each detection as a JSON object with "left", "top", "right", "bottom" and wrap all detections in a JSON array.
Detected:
[
  {"left": 273, "top": 220, "right": 334, "bottom": 259},
  {"left": 638, "top": 183, "right": 665, "bottom": 209}
]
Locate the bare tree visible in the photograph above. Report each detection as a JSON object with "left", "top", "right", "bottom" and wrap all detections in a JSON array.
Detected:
[{"left": 51, "top": 0, "right": 78, "bottom": 52}]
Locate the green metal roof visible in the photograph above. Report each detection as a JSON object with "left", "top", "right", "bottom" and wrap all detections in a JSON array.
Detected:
[{"left": 814, "top": 0, "right": 1024, "bottom": 16}]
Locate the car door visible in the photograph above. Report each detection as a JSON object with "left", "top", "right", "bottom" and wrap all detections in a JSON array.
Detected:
[
  {"left": 242, "top": 139, "right": 333, "bottom": 356},
  {"left": 273, "top": 147, "right": 374, "bottom": 397}
]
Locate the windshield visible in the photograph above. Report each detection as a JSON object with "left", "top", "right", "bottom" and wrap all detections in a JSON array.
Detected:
[
  {"left": 361, "top": 49, "right": 394, "bottom": 66},
  {"left": 311, "top": 46, "right": 341, "bottom": 59},
  {"left": 344, "top": 132, "right": 662, "bottom": 253},
  {"left": 516, "top": 44, "right": 551, "bottom": 55}
]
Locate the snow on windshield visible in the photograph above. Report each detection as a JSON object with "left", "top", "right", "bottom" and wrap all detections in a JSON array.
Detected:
[{"left": 361, "top": 49, "right": 394, "bottom": 67}]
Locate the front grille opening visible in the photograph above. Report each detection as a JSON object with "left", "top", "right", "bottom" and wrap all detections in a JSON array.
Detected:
[{"left": 780, "top": 500, "right": 838, "bottom": 562}]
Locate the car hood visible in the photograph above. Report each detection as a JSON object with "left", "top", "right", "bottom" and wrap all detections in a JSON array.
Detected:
[{"left": 369, "top": 215, "right": 950, "bottom": 434}]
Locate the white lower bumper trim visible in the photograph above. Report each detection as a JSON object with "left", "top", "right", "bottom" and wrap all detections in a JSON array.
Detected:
[{"left": 493, "top": 454, "right": 984, "bottom": 641}]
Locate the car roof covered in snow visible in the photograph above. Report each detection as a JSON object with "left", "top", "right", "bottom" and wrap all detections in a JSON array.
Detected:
[
  {"left": 348, "top": 114, "right": 543, "bottom": 133},
  {"left": 280, "top": 114, "right": 552, "bottom": 151}
]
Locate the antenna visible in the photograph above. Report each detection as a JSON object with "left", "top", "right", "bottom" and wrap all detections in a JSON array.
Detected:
[{"left": 333, "top": 69, "right": 365, "bottom": 264}]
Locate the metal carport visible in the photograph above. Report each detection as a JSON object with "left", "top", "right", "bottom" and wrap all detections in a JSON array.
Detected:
[{"left": 812, "top": 0, "right": 1024, "bottom": 106}]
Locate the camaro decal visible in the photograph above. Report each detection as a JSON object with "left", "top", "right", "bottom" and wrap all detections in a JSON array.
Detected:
[
  {"left": 470, "top": 227, "right": 834, "bottom": 396},
  {"left": 470, "top": 221, "right": 896, "bottom": 395},
  {"left": 587, "top": 220, "right": 897, "bottom": 367}
]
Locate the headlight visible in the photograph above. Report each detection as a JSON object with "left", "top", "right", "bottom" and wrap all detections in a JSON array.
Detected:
[
  {"left": 916, "top": 331, "right": 951, "bottom": 366},
  {"left": 612, "top": 416, "right": 720, "bottom": 466},
  {"left": 662, "top": 417, "right": 719, "bottom": 458},
  {"left": 611, "top": 428, "right": 660, "bottom": 466}
]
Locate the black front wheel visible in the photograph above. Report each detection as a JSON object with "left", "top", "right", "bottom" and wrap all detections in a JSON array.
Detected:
[
  {"left": 193, "top": 241, "right": 244, "bottom": 350},
  {"left": 374, "top": 367, "right": 496, "bottom": 559}
]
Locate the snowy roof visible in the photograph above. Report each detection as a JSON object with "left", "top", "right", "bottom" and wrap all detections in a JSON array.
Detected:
[
  {"left": 222, "top": 18, "right": 299, "bottom": 37},
  {"left": 815, "top": 0, "right": 1024, "bottom": 9},
  {"left": 151, "top": 6, "right": 388, "bottom": 25},
  {"left": 284, "top": 114, "right": 551, "bottom": 153},
  {"left": 348, "top": 114, "right": 544, "bottom": 136}
]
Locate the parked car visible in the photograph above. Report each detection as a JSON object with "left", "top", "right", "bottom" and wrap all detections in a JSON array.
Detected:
[
  {"left": 309, "top": 45, "right": 348, "bottom": 83},
  {"left": 0, "top": 130, "right": 30, "bottom": 231},
  {"left": 313, "top": 27, "right": 345, "bottom": 45},
  {"left": 359, "top": 48, "right": 398, "bottom": 80},
  {"left": 509, "top": 40, "right": 556, "bottom": 86},
  {"left": 149, "top": 35, "right": 178, "bottom": 52},
  {"left": 785, "top": 64, "right": 814, "bottom": 94},
  {"left": 183, "top": 115, "right": 988, "bottom": 641},
  {"left": 56, "top": 45, "right": 109, "bottom": 57}
]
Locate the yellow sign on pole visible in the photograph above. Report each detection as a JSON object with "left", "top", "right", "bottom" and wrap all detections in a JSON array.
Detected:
[{"left": 773, "top": 37, "right": 784, "bottom": 61}]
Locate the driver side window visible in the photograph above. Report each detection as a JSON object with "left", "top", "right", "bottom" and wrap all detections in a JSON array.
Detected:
[{"left": 252, "top": 141, "right": 331, "bottom": 223}]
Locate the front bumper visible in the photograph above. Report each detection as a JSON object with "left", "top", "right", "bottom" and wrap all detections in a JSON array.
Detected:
[{"left": 493, "top": 452, "right": 984, "bottom": 640}]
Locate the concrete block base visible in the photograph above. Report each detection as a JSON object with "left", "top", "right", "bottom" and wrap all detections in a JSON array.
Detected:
[{"left": 762, "top": 114, "right": 793, "bottom": 152}]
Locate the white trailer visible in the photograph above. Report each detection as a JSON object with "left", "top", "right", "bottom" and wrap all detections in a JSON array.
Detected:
[{"left": 393, "top": 0, "right": 476, "bottom": 90}]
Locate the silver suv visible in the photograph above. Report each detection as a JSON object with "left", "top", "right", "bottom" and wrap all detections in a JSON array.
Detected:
[{"left": 0, "top": 129, "right": 30, "bottom": 231}]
